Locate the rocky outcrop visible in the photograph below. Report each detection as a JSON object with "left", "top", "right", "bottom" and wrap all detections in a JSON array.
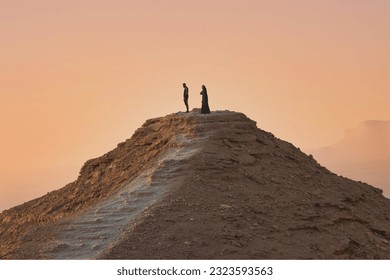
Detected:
[
  {"left": 0, "top": 112, "right": 195, "bottom": 258},
  {"left": 1, "top": 110, "right": 390, "bottom": 259}
]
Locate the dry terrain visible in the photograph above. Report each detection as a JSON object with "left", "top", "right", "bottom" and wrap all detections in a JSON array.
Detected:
[{"left": 1, "top": 110, "right": 390, "bottom": 259}]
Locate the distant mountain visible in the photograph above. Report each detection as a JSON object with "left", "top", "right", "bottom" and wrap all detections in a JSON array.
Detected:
[
  {"left": 310, "top": 120, "right": 390, "bottom": 196},
  {"left": 1, "top": 111, "right": 390, "bottom": 260}
]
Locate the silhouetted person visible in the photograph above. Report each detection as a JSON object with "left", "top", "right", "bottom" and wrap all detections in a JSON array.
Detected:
[
  {"left": 183, "top": 83, "right": 189, "bottom": 112},
  {"left": 200, "top": 85, "right": 210, "bottom": 114}
]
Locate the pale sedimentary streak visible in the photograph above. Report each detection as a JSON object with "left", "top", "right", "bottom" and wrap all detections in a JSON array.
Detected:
[{"left": 44, "top": 134, "right": 199, "bottom": 259}]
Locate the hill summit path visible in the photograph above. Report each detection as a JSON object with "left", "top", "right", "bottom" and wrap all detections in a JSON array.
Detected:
[{"left": 1, "top": 110, "right": 390, "bottom": 259}]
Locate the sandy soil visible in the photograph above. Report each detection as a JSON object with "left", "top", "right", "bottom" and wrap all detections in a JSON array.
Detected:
[{"left": 1, "top": 109, "right": 390, "bottom": 259}]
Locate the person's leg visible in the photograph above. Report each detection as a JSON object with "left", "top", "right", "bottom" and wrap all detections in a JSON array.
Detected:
[{"left": 184, "top": 99, "right": 189, "bottom": 112}]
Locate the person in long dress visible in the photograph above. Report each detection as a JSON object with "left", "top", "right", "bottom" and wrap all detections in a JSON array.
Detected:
[{"left": 200, "top": 85, "right": 210, "bottom": 114}]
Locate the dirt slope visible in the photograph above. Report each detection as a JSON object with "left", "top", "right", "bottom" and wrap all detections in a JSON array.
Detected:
[
  {"left": 1, "top": 110, "right": 390, "bottom": 259},
  {"left": 0, "top": 111, "right": 195, "bottom": 258}
]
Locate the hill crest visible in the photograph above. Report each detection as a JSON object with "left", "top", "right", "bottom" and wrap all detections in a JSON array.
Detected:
[{"left": 1, "top": 110, "right": 390, "bottom": 259}]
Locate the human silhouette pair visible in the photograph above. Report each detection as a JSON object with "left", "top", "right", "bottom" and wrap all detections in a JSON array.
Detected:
[{"left": 182, "top": 83, "right": 210, "bottom": 114}]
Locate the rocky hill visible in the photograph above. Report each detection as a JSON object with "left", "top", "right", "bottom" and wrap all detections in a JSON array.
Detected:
[{"left": 1, "top": 110, "right": 390, "bottom": 259}]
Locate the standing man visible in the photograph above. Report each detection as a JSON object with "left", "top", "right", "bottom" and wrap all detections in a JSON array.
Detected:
[{"left": 183, "top": 83, "right": 189, "bottom": 112}]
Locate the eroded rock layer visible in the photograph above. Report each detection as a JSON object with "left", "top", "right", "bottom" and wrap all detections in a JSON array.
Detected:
[{"left": 1, "top": 110, "right": 390, "bottom": 259}]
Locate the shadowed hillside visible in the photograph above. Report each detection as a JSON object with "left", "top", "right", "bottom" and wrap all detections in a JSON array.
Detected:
[{"left": 1, "top": 110, "right": 390, "bottom": 259}]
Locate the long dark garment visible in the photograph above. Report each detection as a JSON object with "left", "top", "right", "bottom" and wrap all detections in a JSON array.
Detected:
[{"left": 200, "top": 87, "right": 210, "bottom": 114}]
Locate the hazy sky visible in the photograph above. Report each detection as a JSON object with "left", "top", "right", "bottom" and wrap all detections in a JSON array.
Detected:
[{"left": 1, "top": 0, "right": 389, "bottom": 211}]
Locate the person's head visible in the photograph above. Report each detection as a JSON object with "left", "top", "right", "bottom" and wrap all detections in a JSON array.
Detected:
[
  {"left": 202, "top": 85, "right": 206, "bottom": 90},
  {"left": 183, "top": 83, "right": 186, "bottom": 88}
]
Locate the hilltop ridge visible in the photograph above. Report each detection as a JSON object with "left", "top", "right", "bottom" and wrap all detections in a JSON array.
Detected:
[{"left": 1, "top": 110, "right": 390, "bottom": 259}]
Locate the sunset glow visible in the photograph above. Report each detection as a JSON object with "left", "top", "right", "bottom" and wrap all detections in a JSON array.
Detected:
[{"left": 1, "top": 0, "right": 389, "bottom": 211}]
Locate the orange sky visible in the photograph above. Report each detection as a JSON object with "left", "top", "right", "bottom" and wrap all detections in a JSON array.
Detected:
[{"left": 1, "top": 0, "right": 389, "bottom": 211}]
